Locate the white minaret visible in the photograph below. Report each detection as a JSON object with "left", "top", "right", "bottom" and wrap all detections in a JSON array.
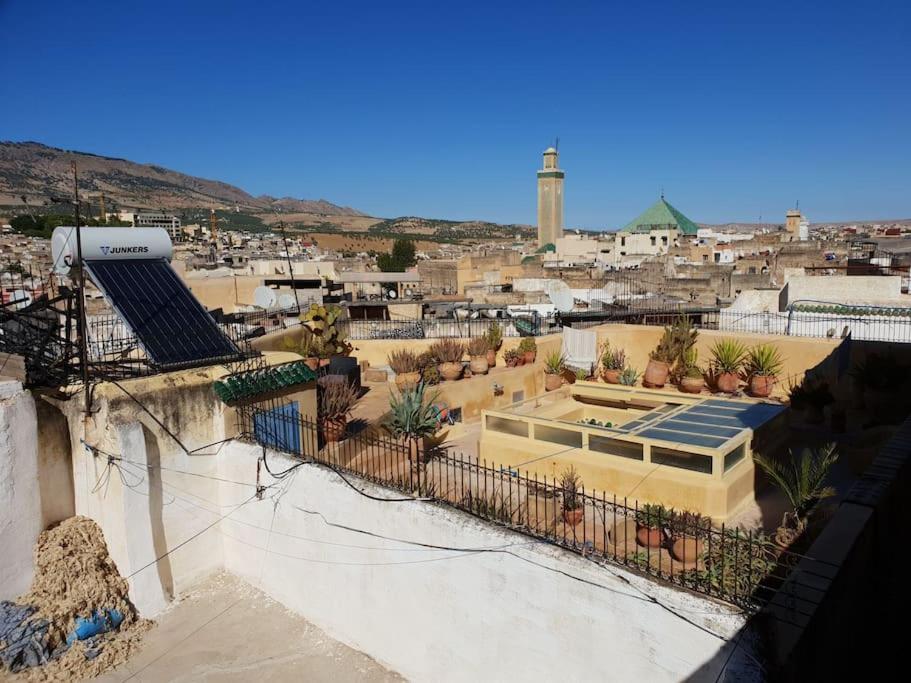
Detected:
[{"left": 537, "top": 146, "right": 564, "bottom": 247}]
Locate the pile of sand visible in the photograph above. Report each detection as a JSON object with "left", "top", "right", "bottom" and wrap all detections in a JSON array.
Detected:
[{"left": 3, "top": 517, "right": 151, "bottom": 682}]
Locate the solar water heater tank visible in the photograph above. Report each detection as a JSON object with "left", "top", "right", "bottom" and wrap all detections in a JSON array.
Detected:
[{"left": 51, "top": 226, "right": 173, "bottom": 275}]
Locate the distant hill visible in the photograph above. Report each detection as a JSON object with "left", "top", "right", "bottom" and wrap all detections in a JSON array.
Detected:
[{"left": 0, "top": 141, "right": 364, "bottom": 216}]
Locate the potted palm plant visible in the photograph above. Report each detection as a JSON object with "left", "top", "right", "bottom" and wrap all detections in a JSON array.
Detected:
[
  {"left": 560, "top": 465, "right": 584, "bottom": 526},
  {"left": 518, "top": 336, "right": 537, "bottom": 364},
  {"left": 543, "top": 350, "right": 565, "bottom": 391},
  {"left": 385, "top": 382, "right": 441, "bottom": 463},
  {"left": 503, "top": 348, "right": 521, "bottom": 368},
  {"left": 485, "top": 323, "right": 503, "bottom": 367},
  {"left": 429, "top": 339, "right": 465, "bottom": 381},
  {"left": 317, "top": 377, "right": 359, "bottom": 443},
  {"left": 388, "top": 349, "right": 422, "bottom": 390},
  {"left": 467, "top": 337, "right": 491, "bottom": 375},
  {"left": 753, "top": 444, "right": 839, "bottom": 548},
  {"left": 679, "top": 348, "right": 705, "bottom": 394},
  {"left": 709, "top": 338, "right": 747, "bottom": 393},
  {"left": 635, "top": 503, "right": 671, "bottom": 548},
  {"left": 746, "top": 344, "right": 784, "bottom": 397},
  {"left": 600, "top": 343, "right": 626, "bottom": 384}
]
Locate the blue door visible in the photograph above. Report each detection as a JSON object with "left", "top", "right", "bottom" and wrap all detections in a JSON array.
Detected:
[{"left": 253, "top": 402, "right": 301, "bottom": 455}]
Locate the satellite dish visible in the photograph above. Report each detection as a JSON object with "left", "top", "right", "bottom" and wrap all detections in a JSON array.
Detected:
[
  {"left": 546, "top": 281, "right": 574, "bottom": 312},
  {"left": 386, "top": 289, "right": 398, "bottom": 299},
  {"left": 253, "top": 286, "right": 277, "bottom": 309},
  {"left": 9, "top": 289, "right": 31, "bottom": 310},
  {"left": 278, "top": 293, "right": 296, "bottom": 309}
]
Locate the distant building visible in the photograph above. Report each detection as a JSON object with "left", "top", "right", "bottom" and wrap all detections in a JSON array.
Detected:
[
  {"left": 785, "top": 208, "right": 802, "bottom": 239},
  {"left": 604, "top": 195, "right": 699, "bottom": 265},
  {"left": 537, "top": 147, "right": 564, "bottom": 248},
  {"left": 118, "top": 210, "right": 182, "bottom": 242}
]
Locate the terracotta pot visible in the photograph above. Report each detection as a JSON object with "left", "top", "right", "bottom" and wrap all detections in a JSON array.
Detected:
[
  {"left": 523, "top": 350, "right": 536, "bottom": 364},
  {"left": 643, "top": 359, "right": 669, "bottom": 388},
  {"left": 749, "top": 374, "right": 775, "bottom": 397},
  {"left": 716, "top": 372, "right": 739, "bottom": 393},
  {"left": 303, "top": 357, "right": 319, "bottom": 372},
  {"left": 679, "top": 376, "right": 705, "bottom": 394},
  {"left": 601, "top": 368, "right": 622, "bottom": 384},
  {"left": 516, "top": 356, "right": 525, "bottom": 366},
  {"left": 562, "top": 507, "right": 584, "bottom": 527},
  {"left": 506, "top": 357, "right": 519, "bottom": 368},
  {"left": 669, "top": 537, "right": 704, "bottom": 563},
  {"left": 439, "top": 362, "right": 463, "bottom": 381},
  {"left": 544, "top": 373, "right": 563, "bottom": 391},
  {"left": 469, "top": 356, "right": 489, "bottom": 375},
  {"left": 321, "top": 417, "right": 347, "bottom": 443},
  {"left": 395, "top": 371, "right": 421, "bottom": 390},
  {"left": 636, "top": 524, "right": 665, "bottom": 548},
  {"left": 485, "top": 349, "right": 497, "bottom": 367}
]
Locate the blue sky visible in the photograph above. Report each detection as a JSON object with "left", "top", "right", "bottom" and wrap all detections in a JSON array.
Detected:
[{"left": 1, "top": 0, "right": 909, "bottom": 227}]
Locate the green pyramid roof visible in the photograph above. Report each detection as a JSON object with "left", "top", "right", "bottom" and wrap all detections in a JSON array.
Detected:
[{"left": 620, "top": 197, "right": 700, "bottom": 236}]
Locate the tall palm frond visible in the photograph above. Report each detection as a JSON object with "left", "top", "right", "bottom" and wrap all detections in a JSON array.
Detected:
[{"left": 754, "top": 443, "right": 839, "bottom": 523}]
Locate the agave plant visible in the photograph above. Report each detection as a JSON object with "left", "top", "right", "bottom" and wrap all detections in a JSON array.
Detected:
[
  {"left": 753, "top": 443, "right": 839, "bottom": 532},
  {"left": 746, "top": 344, "right": 784, "bottom": 377},
  {"left": 385, "top": 383, "right": 441, "bottom": 446},
  {"left": 709, "top": 338, "right": 748, "bottom": 374},
  {"left": 619, "top": 366, "right": 640, "bottom": 386},
  {"left": 544, "top": 350, "right": 566, "bottom": 375}
]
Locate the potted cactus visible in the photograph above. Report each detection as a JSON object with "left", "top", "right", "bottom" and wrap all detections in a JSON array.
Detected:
[
  {"left": 709, "top": 338, "right": 747, "bottom": 393},
  {"left": 388, "top": 349, "right": 422, "bottom": 390},
  {"left": 600, "top": 342, "right": 626, "bottom": 384},
  {"left": 485, "top": 322, "right": 503, "bottom": 367},
  {"left": 635, "top": 503, "right": 671, "bottom": 548},
  {"left": 518, "top": 336, "right": 537, "bottom": 364},
  {"left": 560, "top": 465, "right": 584, "bottom": 526},
  {"left": 543, "top": 350, "right": 565, "bottom": 391},
  {"left": 317, "top": 377, "right": 359, "bottom": 443},
  {"left": 746, "top": 344, "right": 784, "bottom": 398},
  {"left": 645, "top": 317, "right": 696, "bottom": 388},
  {"left": 467, "top": 337, "right": 491, "bottom": 375},
  {"left": 504, "top": 348, "right": 521, "bottom": 368},
  {"left": 299, "top": 334, "right": 322, "bottom": 371},
  {"left": 300, "top": 303, "right": 352, "bottom": 361},
  {"left": 429, "top": 339, "right": 465, "bottom": 381},
  {"left": 679, "top": 348, "right": 705, "bottom": 394}
]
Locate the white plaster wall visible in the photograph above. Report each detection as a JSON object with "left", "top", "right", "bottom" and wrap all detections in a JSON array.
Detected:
[
  {"left": 782, "top": 275, "right": 904, "bottom": 306},
  {"left": 216, "top": 442, "right": 752, "bottom": 682},
  {"left": 0, "top": 381, "right": 41, "bottom": 600}
]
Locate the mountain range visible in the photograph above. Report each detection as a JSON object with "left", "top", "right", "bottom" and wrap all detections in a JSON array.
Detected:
[{"left": 0, "top": 141, "right": 364, "bottom": 216}]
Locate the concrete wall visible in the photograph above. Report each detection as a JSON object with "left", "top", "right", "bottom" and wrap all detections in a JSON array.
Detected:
[
  {"left": 781, "top": 274, "right": 905, "bottom": 308},
  {"left": 0, "top": 381, "right": 41, "bottom": 600},
  {"left": 218, "top": 442, "right": 750, "bottom": 682}
]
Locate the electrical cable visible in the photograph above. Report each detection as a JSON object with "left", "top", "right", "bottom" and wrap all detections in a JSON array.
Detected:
[{"left": 126, "top": 491, "right": 259, "bottom": 580}]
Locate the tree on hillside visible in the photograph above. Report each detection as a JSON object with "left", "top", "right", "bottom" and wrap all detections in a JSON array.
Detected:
[{"left": 377, "top": 239, "right": 417, "bottom": 272}]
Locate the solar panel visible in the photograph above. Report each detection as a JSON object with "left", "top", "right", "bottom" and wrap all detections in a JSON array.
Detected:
[
  {"left": 635, "top": 398, "right": 785, "bottom": 448},
  {"left": 85, "top": 258, "right": 241, "bottom": 367}
]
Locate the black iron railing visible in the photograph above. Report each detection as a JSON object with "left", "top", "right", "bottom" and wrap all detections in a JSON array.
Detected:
[
  {"left": 235, "top": 403, "right": 781, "bottom": 609},
  {"left": 339, "top": 315, "right": 561, "bottom": 341}
]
